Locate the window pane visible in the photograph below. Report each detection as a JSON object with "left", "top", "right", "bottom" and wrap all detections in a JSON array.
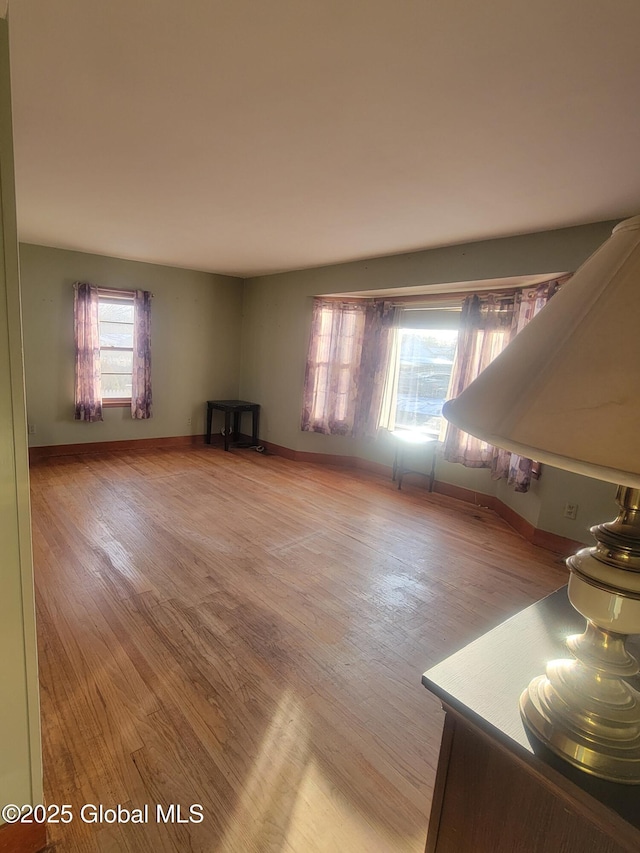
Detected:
[
  {"left": 394, "top": 329, "right": 458, "bottom": 433},
  {"left": 101, "top": 373, "right": 133, "bottom": 398},
  {"left": 99, "top": 322, "right": 134, "bottom": 348},
  {"left": 99, "top": 301, "right": 134, "bottom": 324},
  {"left": 335, "top": 365, "right": 352, "bottom": 421},
  {"left": 100, "top": 350, "right": 133, "bottom": 374},
  {"left": 311, "top": 365, "right": 328, "bottom": 421},
  {"left": 337, "top": 313, "right": 357, "bottom": 364}
]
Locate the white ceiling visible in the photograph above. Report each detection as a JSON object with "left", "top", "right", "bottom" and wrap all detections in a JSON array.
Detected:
[{"left": 8, "top": 0, "right": 640, "bottom": 278}]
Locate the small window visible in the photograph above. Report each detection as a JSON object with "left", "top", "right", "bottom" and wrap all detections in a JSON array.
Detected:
[{"left": 98, "top": 294, "right": 135, "bottom": 405}]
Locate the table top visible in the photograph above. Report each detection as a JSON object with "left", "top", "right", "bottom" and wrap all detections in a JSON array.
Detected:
[
  {"left": 207, "top": 399, "right": 259, "bottom": 409},
  {"left": 422, "top": 586, "right": 640, "bottom": 826}
]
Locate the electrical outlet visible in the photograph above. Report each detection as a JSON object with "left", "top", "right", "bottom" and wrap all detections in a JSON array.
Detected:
[
  {"left": 28, "top": 423, "right": 36, "bottom": 435},
  {"left": 187, "top": 417, "right": 192, "bottom": 427},
  {"left": 564, "top": 502, "right": 578, "bottom": 520}
]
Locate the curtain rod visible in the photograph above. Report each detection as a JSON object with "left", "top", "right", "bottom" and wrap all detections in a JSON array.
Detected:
[
  {"left": 315, "top": 289, "right": 507, "bottom": 307},
  {"left": 77, "top": 284, "right": 155, "bottom": 298},
  {"left": 317, "top": 276, "right": 570, "bottom": 308}
]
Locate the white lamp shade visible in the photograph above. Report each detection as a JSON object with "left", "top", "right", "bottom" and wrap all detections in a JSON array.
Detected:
[{"left": 443, "top": 216, "right": 640, "bottom": 488}]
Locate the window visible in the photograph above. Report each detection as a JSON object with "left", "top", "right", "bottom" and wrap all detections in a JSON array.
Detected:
[
  {"left": 74, "top": 282, "right": 152, "bottom": 422},
  {"left": 394, "top": 327, "right": 458, "bottom": 434},
  {"left": 98, "top": 293, "right": 135, "bottom": 404},
  {"left": 302, "top": 297, "right": 396, "bottom": 438},
  {"left": 302, "top": 299, "right": 368, "bottom": 435},
  {"left": 312, "top": 305, "right": 363, "bottom": 423},
  {"left": 380, "top": 306, "right": 460, "bottom": 437}
]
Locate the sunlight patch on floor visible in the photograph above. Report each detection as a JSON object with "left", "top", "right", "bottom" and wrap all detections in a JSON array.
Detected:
[
  {"left": 282, "top": 756, "right": 421, "bottom": 853},
  {"left": 218, "top": 689, "right": 422, "bottom": 853}
]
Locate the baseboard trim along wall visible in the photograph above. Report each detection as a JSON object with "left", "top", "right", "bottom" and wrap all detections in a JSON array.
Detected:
[
  {"left": 263, "top": 441, "right": 583, "bottom": 555},
  {"left": 28, "top": 433, "right": 210, "bottom": 463},
  {"left": 431, "top": 480, "right": 583, "bottom": 555},
  {"left": 0, "top": 820, "right": 47, "bottom": 853},
  {"left": 28, "top": 435, "right": 581, "bottom": 555},
  {"left": 260, "top": 440, "right": 392, "bottom": 478}
]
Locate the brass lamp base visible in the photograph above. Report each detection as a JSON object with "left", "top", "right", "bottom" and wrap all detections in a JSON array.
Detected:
[
  {"left": 520, "top": 633, "right": 640, "bottom": 783},
  {"left": 520, "top": 486, "right": 640, "bottom": 784}
]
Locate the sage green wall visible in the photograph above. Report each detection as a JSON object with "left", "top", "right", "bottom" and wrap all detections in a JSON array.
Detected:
[
  {"left": 0, "top": 17, "right": 42, "bottom": 822},
  {"left": 18, "top": 208, "right": 622, "bottom": 544},
  {"left": 240, "top": 220, "right": 620, "bottom": 544},
  {"left": 536, "top": 469, "right": 617, "bottom": 541},
  {"left": 20, "top": 244, "right": 243, "bottom": 447}
]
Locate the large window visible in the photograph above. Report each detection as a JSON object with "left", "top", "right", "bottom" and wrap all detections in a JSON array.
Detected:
[
  {"left": 98, "top": 293, "right": 135, "bottom": 404},
  {"left": 394, "top": 327, "right": 458, "bottom": 433},
  {"left": 301, "top": 280, "right": 564, "bottom": 493},
  {"left": 380, "top": 307, "right": 460, "bottom": 436}
]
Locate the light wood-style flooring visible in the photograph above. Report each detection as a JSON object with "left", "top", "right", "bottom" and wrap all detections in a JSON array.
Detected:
[{"left": 31, "top": 447, "right": 568, "bottom": 852}]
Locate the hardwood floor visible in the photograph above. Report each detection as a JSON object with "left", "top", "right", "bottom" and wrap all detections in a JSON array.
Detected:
[{"left": 30, "top": 447, "right": 568, "bottom": 852}]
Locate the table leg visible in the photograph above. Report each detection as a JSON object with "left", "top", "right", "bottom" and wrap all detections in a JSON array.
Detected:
[
  {"left": 428, "top": 446, "right": 437, "bottom": 492},
  {"left": 224, "top": 411, "right": 231, "bottom": 451},
  {"left": 252, "top": 407, "right": 259, "bottom": 445},
  {"left": 206, "top": 404, "right": 213, "bottom": 445},
  {"left": 397, "top": 446, "right": 405, "bottom": 490}
]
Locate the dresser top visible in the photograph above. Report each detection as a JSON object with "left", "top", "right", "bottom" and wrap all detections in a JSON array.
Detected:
[{"left": 422, "top": 586, "right": 640, "bottom": 827}]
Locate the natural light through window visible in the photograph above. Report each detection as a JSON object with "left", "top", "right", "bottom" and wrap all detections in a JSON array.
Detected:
[
  {"left": 394, "top": 328, "right": 458, "bottom": 435},
  {"left": 312, "top": 307, "right": 360, "bottom": 423},
  {"left": 98, "top": 295, "right": 135, "bottom": 401}
]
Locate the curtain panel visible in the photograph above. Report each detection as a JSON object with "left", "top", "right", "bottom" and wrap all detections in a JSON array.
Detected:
[
  {"left": 443, "top": 293, "right": 516, "bottom": 469},
  {"left": 74, "top": 281, "right": 103, "bottom": 422},
  {"left": 443, "top": 278, "right": 565, "bottom": 492},
  {"left": 377, "top": 310, "right": 402, "bottom": 433},
  {"left": 301, "top": 298, "right": 397, "bottom": 438},
  {"left": 353, "top": 300, "right": 398, "bottom": 438},
  {"left": 132, "top": 289, "right": 153, "bottom": 419}
]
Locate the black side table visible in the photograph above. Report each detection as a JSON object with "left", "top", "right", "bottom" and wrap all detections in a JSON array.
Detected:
[{"left": 206, "top": 400, "right": 261, "bottom": 452}]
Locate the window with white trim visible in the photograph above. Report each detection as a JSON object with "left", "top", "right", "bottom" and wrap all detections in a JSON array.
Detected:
[
  {"left": 98, "top": 292, "right": 135, "bottom": 404},
  {"left": 382, "top": 306, "right": 461, "bottom": 436}
]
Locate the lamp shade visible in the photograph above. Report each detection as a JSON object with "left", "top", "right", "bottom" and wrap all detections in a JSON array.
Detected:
[{"left": 443, "top": 216, "right": 640, "bottom": 488}]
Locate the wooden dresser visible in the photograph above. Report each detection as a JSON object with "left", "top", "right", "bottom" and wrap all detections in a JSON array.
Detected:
[{"left": 422, "top": 587, "right": 640, "bottom": 853}]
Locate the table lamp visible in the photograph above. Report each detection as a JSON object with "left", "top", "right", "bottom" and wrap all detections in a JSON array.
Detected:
[{"left": 442, "top": 215, "right": 640, "bottom": 784}]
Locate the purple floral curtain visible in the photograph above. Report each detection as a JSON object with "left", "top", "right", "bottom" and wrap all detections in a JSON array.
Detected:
[
  {"left": 443, "top": 278, "right": 565, "bottom": 492},
  {"left": 74, "top": 282, "right": 103, "bottom": 422},
  {"left": 301, "top": 298, "right": 397, "bottom": 437},
  {"left": 131, "top": 290, "right": 152, "bottom": 419},
  {"left": 443, "top": 293, "right": 516, "bottom": 468},
  {"left": 354, "top": 301, "right": 399, "bottom": 438},
  {"left": 302, "top": 299, "right": 367, "bottom": 435}
]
